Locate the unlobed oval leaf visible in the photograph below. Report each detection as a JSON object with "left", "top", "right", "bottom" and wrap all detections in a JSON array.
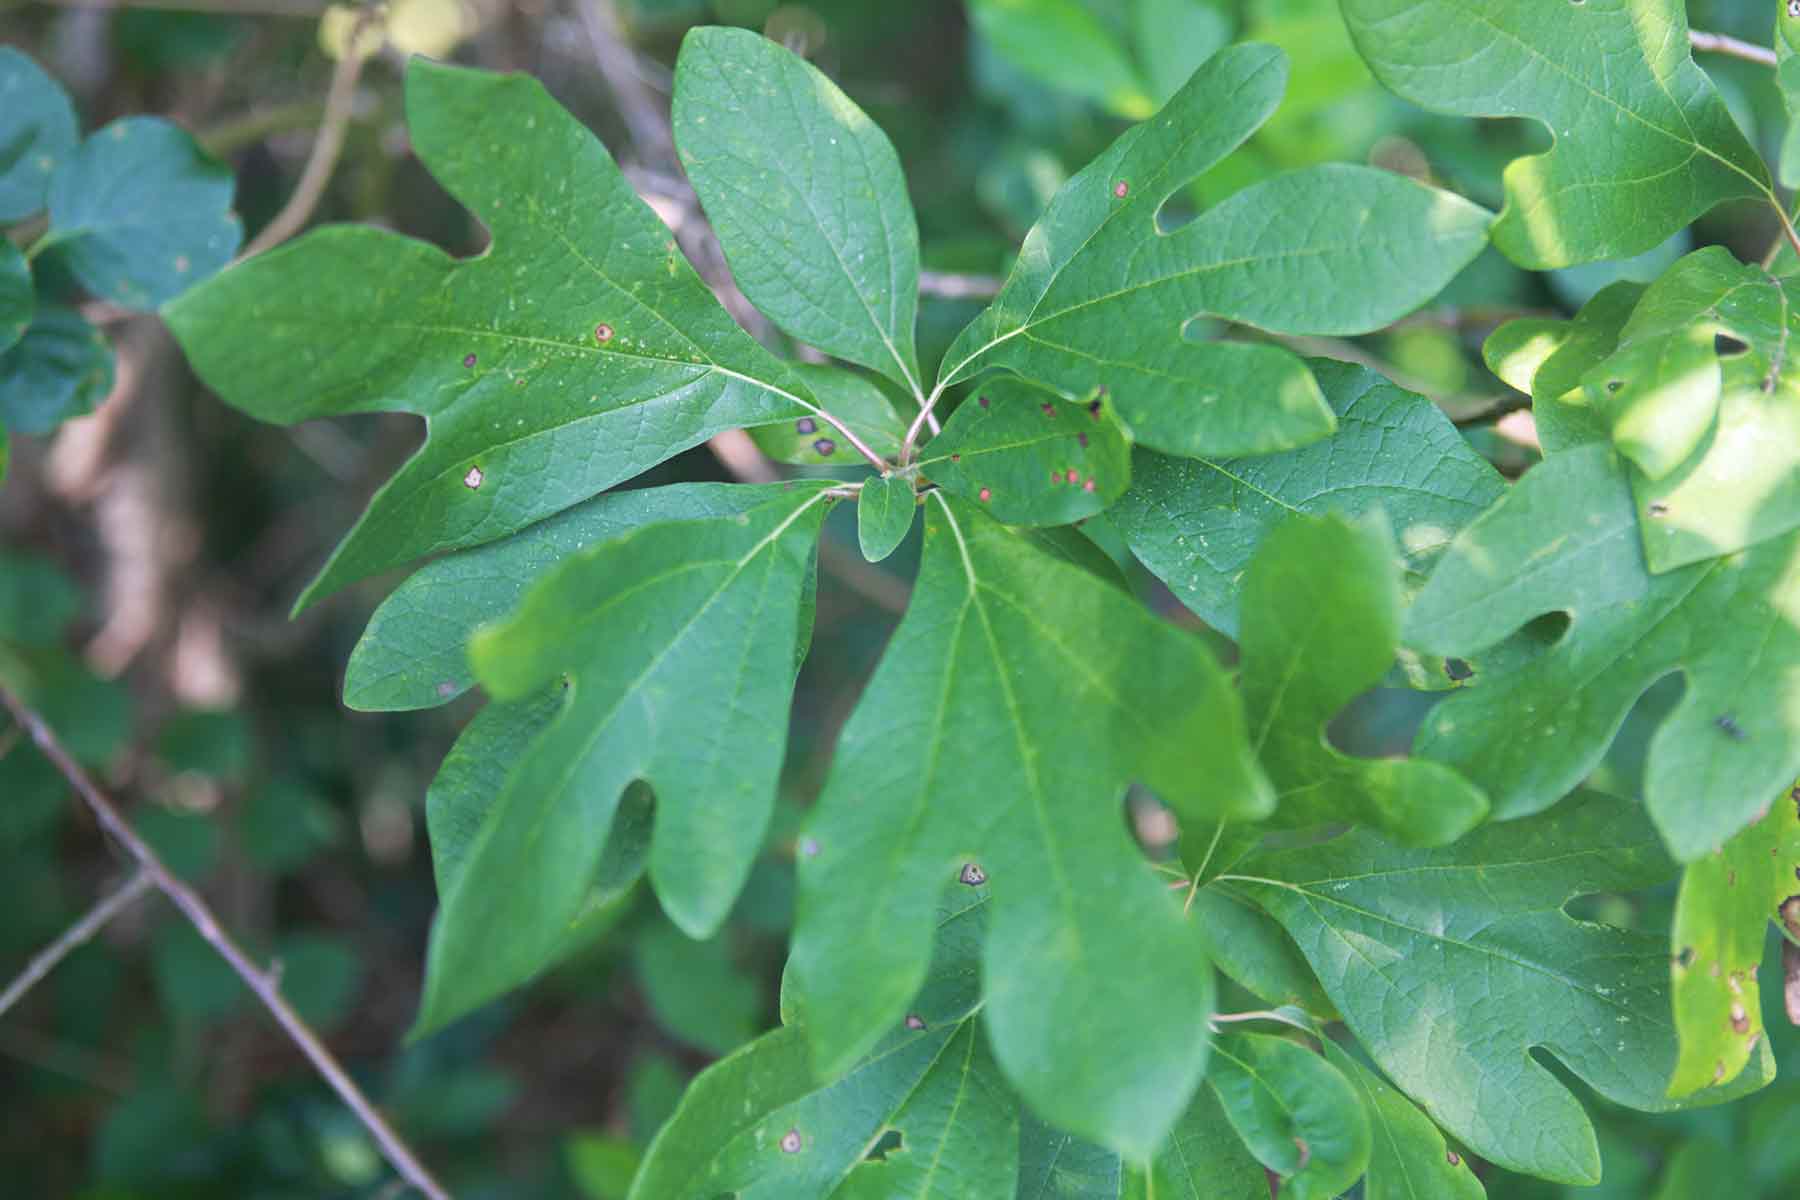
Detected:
[
  {"left": 167, "top": 59, "right": 822, "bottom": 610},
  {"left": 675, "top": 27, "right": 925, "bottom": 400},
  {"left": 0, "top": 241, "right": 31, "bottom": 356},
  {"left": 0, "top": 306, "right": 114, "bottom": 435},
  {"left": 1208, "top": 1032, "right": 1371, "bottom": 1200},
  {"left": 1340, "top": 0, "right": 1770, "bottom": 268},
  {"left": 1321, "top": 1041, "right": 1485, "bottom": 1200},
  {"left": 917, "top": 376, "right": 1132, "bottom": 525},
  {"left": 0, "top": 48, "right": 79, "bottom": 221},
  {"left": 856, "top": 474, "right": 915, "bottom": 563}
]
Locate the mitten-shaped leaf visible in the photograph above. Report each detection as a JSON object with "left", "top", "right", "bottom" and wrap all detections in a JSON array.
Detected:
[
  {"left": 1111, "top": 361, "right": 1504, "bottom": 637},
  {"left": 0, "top": 49, "right": 78, "bottom": 220},
  {"left": 1408, "top": 442, "right": 1800, "bottom": 860},
  {"left": 1322, "top": 1042, "right": 1484, "bottom": 1200},
  {"left": 790, "top": 492, "right": 1273, "bottom": 1157},
  {"left": 1339, "top": 0, "right": 1770, "bottom": 268},
  {"left": 166, "top": 60, "right": 820, "bottom": 610},
  {"left": 630, "top": 893, "right": 1017, "bottom": 1200},
  {"left": 935, "top": 43, "right": 1490, "bottom": 459},
  {"left": 1239, "top": 511, "right": 1488, "bottom": 844},
  {"left": 415, "top": 484, "right": 833, "bottom": 1033},
  {"left": 917, "top": 376, "right": 1132, "bottom": 525},
  {"left": 1668, "top": 794, "right": 1800, "bottom": 1096},
  {"left": 675, "top": 28, "right": 924, "bottom": 400},
  {"left": 1229, "top": 795, "right": 1771, "bottom": 1184},
  {"left": 346, "top": 483, "right": 792, "bottom": 712},
  {"left": 1208, "top": 1032, "right": 1371, "bottom": 1200},
  {"left": 1566, "top": 249, "right": 1800, "bottom": 572}
]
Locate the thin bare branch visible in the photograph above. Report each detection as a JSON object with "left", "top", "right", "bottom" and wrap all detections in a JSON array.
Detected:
[
  {"left": 238, "top": 18, "right": 377, "bottom": 261},
  {"left": 0, "top": 688, "right": 451, "bottom": 1200},
  {"left": 918, "top": 269, "right": 1002, "bottom": 300},
  {"left": 0, "top": 869, "right": 153, "bottom": 1019},
  {"left": 1689, "top": 29, "right": 1777, "bottom": 68}
]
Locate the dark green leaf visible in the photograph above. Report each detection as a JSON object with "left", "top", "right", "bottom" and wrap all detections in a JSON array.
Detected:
[
  {"left": 1667, "top": 796, "right": 1800, "bottom": 1096},
  {"left": 1651, "top": 1137, "right": 1755, "bottom": 1200},
  {"left": 1229, "top": 794, "right": 1769, "bottom": 1184},
  {"left": 1241, "top": 511, "right": 1487, "bottom": 844},
  {"left": 675, "top": 28, "right": 924, "bottom": 400},
  {"left": 0, "top": 49, "right": 78, "bottom": 221},
  {"left": 1133, "top": 0, "right": 1233, "bottom": 107},
  {"left": 0, "top": 549, "right": 81, "bottom": 644},
  {"left": 1187, "top": 887, "right": 1335, "bottom": 1018},
  {"left": 631, "top": 893, "right": 1018, "bottom": 1200},
  {"left": 0, "top": 306, "right": 113, "bottom": 435},
  {"left": 791, "top": 492, "right": 1272, "bottom": 1157},
  {"left": 1483, "top": 282, "right": 1642, "bottom": 456},
  {"left": 916, "top": 377, "right": 1131, "bottom": 526},
  {"left": 0, "top": 241, "right": 30, "bottom": 355},
  {"left": 634, "top": 920, "right": 762, "bottom": 1056},
  {"left": 274, "top": 932, "right": 362, "bottom": 1031},
  {"left": 166, "top": 59, "right": 821, "bottom": 609},
  {"left": 937, "top": 44, "right": 1490, "bottom": 459},
  {"left": 1407, "top": 443, "right": 1800, "bottom": 860},
  {"left": 856, "top": 474, "right": 914, "bottom": 563},
  {"left": 1208, "top": 1032, "right": 1370, "bottom": 1200},
  {"left": 417, "top": 484, "right": 832, "bottom": 1033},
  {"left": 1014, "top": 1087, "right": 1269, "bottom": 1199},
  {"left": 1322, "top": 1041, "right": 1484, "bottom": 1200},
  {"left": 345, "top": 482, "right": 793, "bottom": 712},
  {"left": 751, "top": 365, "right": 906, "bottom": 466},
  {"left": 1339, "top": 0, "right": 1770, "bottom": 267},
  {"left": 1112, "top": 360, "right": 1504, "bottom": 638},
  {"left": 47, "top": 118, "right": 239, "bottom": 309}
]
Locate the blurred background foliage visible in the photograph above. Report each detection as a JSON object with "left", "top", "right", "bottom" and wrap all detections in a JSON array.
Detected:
[{"left": 4, "top": 0, "right": 1800, "bottom": 1195}]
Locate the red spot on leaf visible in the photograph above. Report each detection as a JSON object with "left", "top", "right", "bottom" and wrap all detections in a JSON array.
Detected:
[
  {"left": 1041, "top": 402, "right": 1057, "bottom": 418},
  {"left": 1065, "top": 469, "right": 1079, "bottom": 484},
  {"left": 1083, "top": 478, "right": 1096, "bottom": 493},
  {"left": 594, "top": 323, "right": 615, "bottom": 343},
  {"left": 978, "top": 487, "right": 992, "bottom": 502},
  {"left": 462, "top": 353, "right": 477, "bottom": 368},
  {"left": 978, "top": 394, "right": 990, "bottom": 408},
  {"left": 1113, "top": 180, "right": 1129, "bottom": 198},
  {"left": 780, "top": 1129, "right": 802, "bottom": 1153}
]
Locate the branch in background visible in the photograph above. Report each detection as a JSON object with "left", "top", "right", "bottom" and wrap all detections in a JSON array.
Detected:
[
  {"left": 918, "top": 269, "right": 1002, "bottom": 300},
  {"left": 1689, "top": 29, "right": 1778, "bottom": 68},
  {"left": 0, "top": 869, "right": 153, "bottom": 1019},
  {"left": 238, "top": 13, "right": 378, "bottom": 260},
  {"left": 0, "top": 688, "right": 451, "bottom": 1200}
]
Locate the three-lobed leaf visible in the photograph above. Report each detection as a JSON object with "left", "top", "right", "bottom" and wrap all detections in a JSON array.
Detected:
[
  {"left": 1228, "top": 794, "right": 1769, "bottom": 1183},
  {"left": 790, "top": 492, "right": 1273, "bottom": 1157},
  {"left": 1407, "top": 442, "right": 1800, "bottom": 861},
  {"left": 416, "top": 483, "right": 833, "bottom": 1033},
  {"left": 167, "top": 59, "right": 822, "bottom": 610},
  {"left": 1339, "top": 0, "right": 1770, "bottom": 267},
  {"left": 936, "top": 44, "right": 1491, "bottom": 460},
  {"left": 675, "top": 27, "right": 925, "bottom": 402}
]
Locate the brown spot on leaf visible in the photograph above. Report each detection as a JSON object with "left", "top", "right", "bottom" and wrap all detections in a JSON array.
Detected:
[
  {"left": 959, "top": 862, "right": 987, "bottom": 886},
  {"left": 1293, "top": 1137, "right": 1310, "bottom": 1170},
  {"left": 1731, "top": 1001, "right": 1750, "bottom": 1034},
  {"left": 1077, "top": 433, "right": 1089, "bottom": 448},
  {"left": 780, "top": 1129, "right": 802, "bottom": 1153},
  {"left": 463, "top": 353, "right": 477, "bottom": 368},
  {"left": 1648, "top": 501, "right": 1669, "bottom": 517},
  {"left": 978, "top": 394, "right": 990, "bottom": 408},
  {"left": 1447, "top": 1150, "right": 1461, "bottom": 1167},
  {"left": 1041, "top": 402, "right": 1057, "bottom": 418},
  {"left": 904, "top": 1014, "right": 926, "bottom": 1031},
  {"left": 1784, "top": 938, "right": 1800, "bottom": 1025},
  {"left": 950, "top": 453, "right": 961, "bottom": 463},
  {"left": 463, "top": 466, "right": 484, "bottom": 490},
  {"left": 796, "top": 417, "right": 817, "bottom": 435},
  {"left": 594, "top": 323, "right": 614, "bottom": 343},
  {"left": 813, "top": 438, "right": 837, "bottom": 457},
  {"left": 1676, "top": 946, "right": 1696, "bottom": 969}
]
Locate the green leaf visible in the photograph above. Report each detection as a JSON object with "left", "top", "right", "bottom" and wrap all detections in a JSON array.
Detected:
[
  {"left": 166, "top": 59, "right": 822, "bottom": 610},
  {"left": 674, "top": 28, "right": 924, "bottom": 400},
  {"left": 634, "top": 920, "right": 762, "bottom": 1056},
  {"left": 1112, "top": 360, "right": 1505, "bottom": 638},
  {"left": 856, "top": 474, "right": 914, "bottom": 563},
  {"left": 1339, "top": 0, "right": 1771, "bottom": 268},
  {"left": 1132, "top": 0, "right": 1233, "bottom": 107},
  {"left": 936, "top": 44, "right": 1491, "bottom": 460},
  {"left": 917, "top": 377, "right": 1132, "bottom": 525},
  {"left": 0, "top": 306, "right": 114, "bottom": 435},
  {"left": 751, "top": 365, "right": 906, "bottom": 466},
  {"left": 630, "top": 892, "right": 1019, "bottom": 1200},
  {"left": 1187, "top": 887, "right": 1335, "bottom": 1018},
  {"left": 1667, "top": 796, "right": 1800, "bottom": 1097},
  {"left": 1407, "top": 442, "right": 1800, "bottom": 860},
  {"left": 275, "top": 932, "right": 362, "bottom": 1031},
  {"left": 1651, "top": 1137, "right": 1756, "bottom": 1200},
  {"left": 1240, "top": 510, "right": 1488, "bottom": 844},
  {"left": 1780, "top": 53, "right": 1800, "bottom": 189},
  {"left": 790, "top": 492, "right": 1272, "bottom": 1157},
  {"left": 345, "top": 482, "right": 793, "bottom": 712},
  {"left": 46, "top": 117, "right": 239, "bottom": 310},
  {"left": 1015, "top": 1085, "right": 1270, "bottom": 1199},
  {"left": 1570, "top": 248, "right": 1800, "bottom": 572},
  {"left": 0, "top": 241, "right": 31, "bottom": 356},
  {"left": 969, "top": 0, "right": 1155, "bottom": 119},
  {"left": 1482, "top": 282, "right": 1642, "bottom": 456},
  {"left": 0, "top": 549, "right": 82, "bottom": 645},
  {"left": 1321, "top": 1041, "right": 1484, "bottom": 1200},
  {"left": 416, "top": 484, "right": 832, "bottom": 1033},
  {"left": 1207, "top": 1032, "right": 1371, "bottom": 1200},
  {"left": 1228, "top": 794, "right": 1769, "bottom": 1184},
  {"left": 0, "top": 49, "right": 78, "bottom": 221}
]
